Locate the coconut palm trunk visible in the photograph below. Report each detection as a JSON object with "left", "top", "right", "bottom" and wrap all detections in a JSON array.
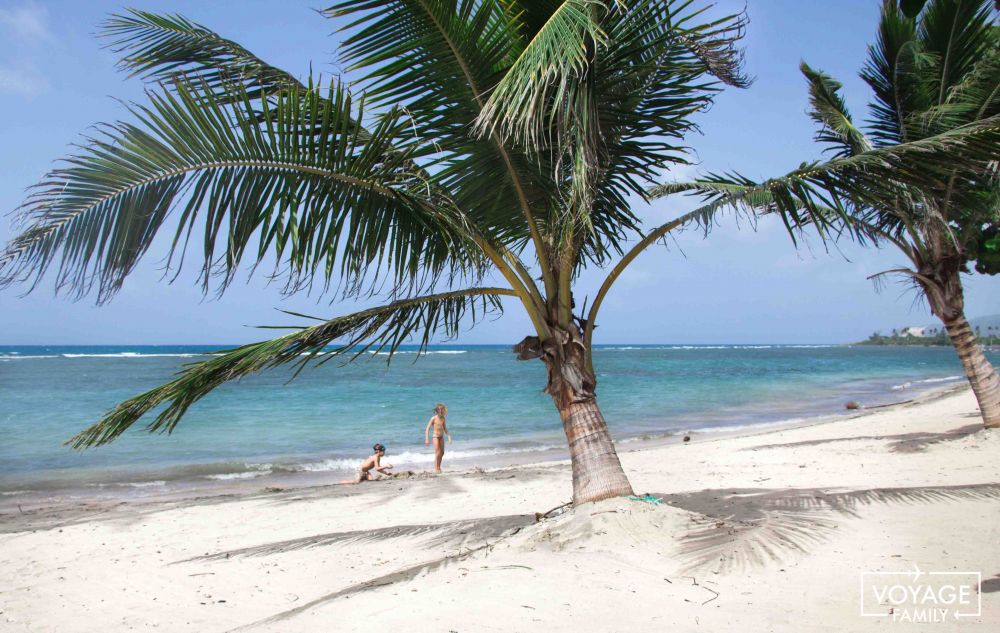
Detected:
[
  {"left": 943, "top": 314, "right": 1000, "bottom": 427},
  {"left": 517, "top": 321, "right": 633, "bottom": 503},
  {"left": 923, "top": 269, "right": 1000, "bottom": 428},
  {"left": 558, "top": 398, "right": 633, "bottom": 503}
]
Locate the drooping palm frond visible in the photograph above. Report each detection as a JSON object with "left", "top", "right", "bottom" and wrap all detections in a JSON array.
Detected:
[
  {"left": 67, "top": 287, "right": 515, "bottom": 448},
  {"left": 801, "top": 62, "right": 872, "bottom": 157},
  {"left": 0, "top": 78, "right": 478, "bottom": 303},
  {"left": 651, "top": 113, "right": 1000, "bottom": 242},
  {"left": 102, "top": 9, "right": 305, "bottom": 101}
]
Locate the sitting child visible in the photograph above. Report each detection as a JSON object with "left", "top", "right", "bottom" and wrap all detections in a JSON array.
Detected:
[{"left": 342, "top": 443, "right": 393, "bottom": 484}]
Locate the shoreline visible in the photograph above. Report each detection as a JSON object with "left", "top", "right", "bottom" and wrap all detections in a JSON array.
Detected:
[
  {"left": 0, "top": 381, "right": 968, "bottom": 528},
  {"left": 1, "top": 345, "right": 977, "bottom": 504},
  {"left": 1, "top": 382, "right": 996, "bottom": 631}
]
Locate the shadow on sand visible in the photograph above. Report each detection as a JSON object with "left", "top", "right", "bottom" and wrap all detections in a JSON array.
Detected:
[
  {"left": 647, "top": 483, "right": 1000, "bottom": 574},
  {"left": 744, "top": 423, "right": 983, "bottom": 453}
]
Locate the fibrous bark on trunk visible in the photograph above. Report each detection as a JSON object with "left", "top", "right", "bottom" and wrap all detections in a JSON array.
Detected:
[
  {"left": 515, "top": 323, "right": 634, "bottom": 504},
  {"left": 943, "top": 314, "right": 1000, "bottom": 428},
  {"left": 921, "top": 263, "right": 1000, "bottom": 428}
]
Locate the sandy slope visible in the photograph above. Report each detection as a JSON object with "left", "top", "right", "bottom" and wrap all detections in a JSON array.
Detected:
[{"left": 1, "top": 386, "right": 998, "bottom": 632}]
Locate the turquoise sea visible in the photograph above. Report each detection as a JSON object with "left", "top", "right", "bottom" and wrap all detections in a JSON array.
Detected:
[{"left": 0, "top": 344, "right": 989, "bottom": 499}]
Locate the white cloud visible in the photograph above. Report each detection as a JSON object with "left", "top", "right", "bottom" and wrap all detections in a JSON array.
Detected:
[
  {"left": 0, "top": 60, "right": 49, "bottom": 97},
  {"left": 0, "top": 4, "right": 54, "bottom": 98},
  {"left": 0, "top": 3, "right": 52, "bottom": 45}
]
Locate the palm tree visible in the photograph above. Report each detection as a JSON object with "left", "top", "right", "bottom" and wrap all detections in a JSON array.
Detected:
[
  {"left": 653, "top": 0, "right": 1000, "bottom": 427},
  {"left": 0, "top": 2, "right": 758, "bottom": 504}
]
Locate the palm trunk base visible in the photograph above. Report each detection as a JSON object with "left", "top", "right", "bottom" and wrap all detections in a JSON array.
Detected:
[
  {"left": 944, "top": 316, "right": 1000, "bottom": 428},
  {"left": 560, "top": 400, "right": 634, "bottom": 504}
]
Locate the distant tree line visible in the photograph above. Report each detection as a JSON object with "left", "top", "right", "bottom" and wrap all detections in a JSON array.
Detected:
[{"left": 861, "top": 325, "right": 1000, "bottom": 347}]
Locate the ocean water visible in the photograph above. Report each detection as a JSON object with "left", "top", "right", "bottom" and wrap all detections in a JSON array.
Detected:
[{"left": 0, "top": 344, "right": 988, "bottom": 497}]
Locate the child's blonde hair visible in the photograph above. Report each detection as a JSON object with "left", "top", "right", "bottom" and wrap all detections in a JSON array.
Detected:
[{"left": 434, "top": 403, "right": 448, "bottom": 416}]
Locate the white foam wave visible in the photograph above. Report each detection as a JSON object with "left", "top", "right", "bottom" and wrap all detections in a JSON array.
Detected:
[
  {"left": 206, "top": 470, "right": 271, "bottom": 481},
  {"left": 285, "top": 445, "right": 561, "bottom": 473},
  {"left": 916, "top": 375, "right": 963, "bottom": 384},
  {"left": 891, "top": 375, "right": 962, "bottom": 390},
  {"left": 115, "top": 480, "right": 166, "bottom": 488},
  {"left": 60, "top": 352, "right": 203, "bottom": 358},
  {"left": 693, "top": 417, "right": 808, "bottom": 434},
  {"left": 371, "top": 350, "right": 468, "bottom": 356},
  {"left": 286, "top": 458, "right": 357, "bottom": 472},
  {"left": 0, "top": 355, "right": 59, "bottom": 360},
  {"left": 598, "top": 344, "right": 839, "bottom": 352}
]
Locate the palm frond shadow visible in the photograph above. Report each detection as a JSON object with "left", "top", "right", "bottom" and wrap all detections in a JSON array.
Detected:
[
  {"left": 745, "top": 424, "right": 982, "bottom": 454},
  {"left": 228, "top": 516, "right": 541, "bottom": 631},
  {"left": 179, "top": 513, "right": 534, "bottom": 563},
  {"left": 982, "top": 575, "right": 1000, "bottom": 594},
  {"left": 229, "top": 540, "right": 495, "bottom": 632},
  {"left": 656, "top": 483, "right": 1000, "bottom": 574}
]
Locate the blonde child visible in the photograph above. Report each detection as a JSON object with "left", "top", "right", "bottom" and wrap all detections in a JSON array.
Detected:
[{"left": 424, "top": 403, "right": 452, "bottom": 473}]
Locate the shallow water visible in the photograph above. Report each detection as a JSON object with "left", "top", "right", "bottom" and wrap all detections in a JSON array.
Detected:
[{"left": 0, "top": 344, "right": 987, "bottom": 496}]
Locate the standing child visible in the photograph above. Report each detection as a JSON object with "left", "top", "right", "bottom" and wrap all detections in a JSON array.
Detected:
[{"left": 424, "top": 403, "right": 452, "bottom": 473}]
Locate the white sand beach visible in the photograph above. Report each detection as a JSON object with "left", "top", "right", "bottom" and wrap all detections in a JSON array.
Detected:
[{"left": 1, "top": 385, "right": 998, "bottom": 632}]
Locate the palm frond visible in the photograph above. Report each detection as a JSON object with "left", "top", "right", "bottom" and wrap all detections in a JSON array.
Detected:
[
  {"left": 861, "top": 0, "right": 931, "bottom": 145},
  {"left": 651, "top": 113, "right": 1000, "bottom": 242},
  {"left": 325, "top": 0, "right": 551, "bottom": 264},
  {"left": 801, "top": 62, "right": 872, "bottom": 157},
  {"left": 67, "top": 287, "right": 515, "bottom": 449},
  {"left": 102, "top": 9, "right": 305, "bottom": 101},
  {"left": 0, "top": 78, "right": 477, "bottom": 303},
  {"left": 916, "top": 0, "right": 996, "bottom": 108},
  {"left": 576, "top": 1, "right": 748, "bottom": 267},
  {"left": 473, "top": 0, "right": 607, "bottom": 149}
]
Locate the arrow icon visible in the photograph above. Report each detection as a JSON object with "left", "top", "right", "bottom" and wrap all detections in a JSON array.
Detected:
[{"left": 909, "top": 562, "right": 923, "bottom": 582}]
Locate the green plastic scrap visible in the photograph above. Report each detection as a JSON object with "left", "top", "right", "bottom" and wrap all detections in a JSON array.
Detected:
[{"left": 626, "top": 494, "right": 663, "bottom": 505}]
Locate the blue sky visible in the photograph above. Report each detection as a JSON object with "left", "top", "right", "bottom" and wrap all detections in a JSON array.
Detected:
[{"left": 0, "top": 0, "right": 997, "bottom": 345}]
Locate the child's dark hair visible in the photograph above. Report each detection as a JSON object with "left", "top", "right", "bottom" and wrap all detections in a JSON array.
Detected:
[{"left": 373, "top": 443, "right": 386, "bottom": 452}]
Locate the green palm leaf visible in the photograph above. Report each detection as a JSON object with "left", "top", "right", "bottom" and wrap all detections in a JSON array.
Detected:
[
  {"left": 0, "top": 78, "right": 477, "bottom": 303},
  {"left": 651, "top": 113, "right": 1000, "bottom": 242},
  {"left": 67, "top": 287, "right": 515, "bottom": 448},
  {"left": 102, "top": 9, "right": 305, "bottom": 101},
  {"left": 801, "top": 62, "right": 872, "bottom": 157}
]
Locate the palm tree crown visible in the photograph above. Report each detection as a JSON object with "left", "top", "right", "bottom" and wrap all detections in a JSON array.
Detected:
[
  {"left": 653, "top": 0, "right": 1000, "bottom": 426},
  {"left": 0, "top": 1, "right": 754, "bottom": 503}
]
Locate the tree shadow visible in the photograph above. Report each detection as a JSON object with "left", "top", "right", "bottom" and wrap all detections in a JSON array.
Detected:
[
  {"left": 982, "top": 574, "right": 1000, "bottom": 594},
  {"left": 176, "top": 513, "right": 534, "bottom": 563},
  {"left": 744, "top": 424, "right": 982, "bottom": 453},
  {"left": 647, "top": 483, "right": 1000, "bottom": 574}
]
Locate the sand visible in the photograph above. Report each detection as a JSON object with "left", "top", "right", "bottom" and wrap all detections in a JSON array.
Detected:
[{"left": 1, "top": 385, "right": 998, "bottom": 632}]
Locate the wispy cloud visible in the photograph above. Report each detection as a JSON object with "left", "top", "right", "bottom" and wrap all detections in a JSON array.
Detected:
[
  {"left": 0, "top": 59, "right": 49, "bottom": 97},
  {"left": 0, "top": 3, "right": 53, "bottom": 98},
  {"left": 0, "top": 3, "right": 53, "bottom": 45}
]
